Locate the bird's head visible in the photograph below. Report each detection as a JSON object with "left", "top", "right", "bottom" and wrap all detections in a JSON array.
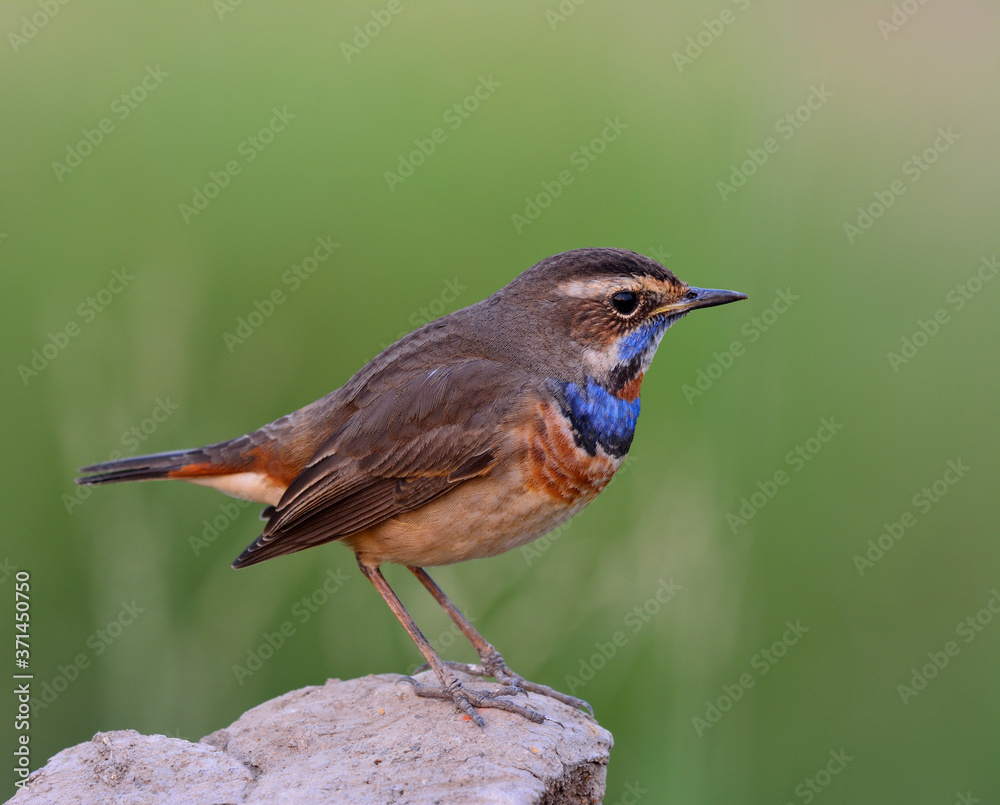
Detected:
[{"left": 498, "top": 248, "right": 747, "bottom": 397}]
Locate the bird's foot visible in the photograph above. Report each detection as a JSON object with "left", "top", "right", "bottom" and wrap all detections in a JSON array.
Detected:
[
  {"left": 429, "top": 652, "right": 594, "bottom": 717},
  {"left": 399, "top": 672, "right": 547, "bottom": 727}
]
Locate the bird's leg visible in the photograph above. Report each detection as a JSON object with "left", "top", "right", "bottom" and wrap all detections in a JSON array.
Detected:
[
  {"left": 407, "top": 566, "right": 593, "bottom": 717},
  {"left": 355, "top": 558, "right": 545, "bottom": 726}
]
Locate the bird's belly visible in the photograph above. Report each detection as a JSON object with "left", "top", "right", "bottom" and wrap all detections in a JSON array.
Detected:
[{"left": 345, "top": 400, "right": 622, "bottom": 567}]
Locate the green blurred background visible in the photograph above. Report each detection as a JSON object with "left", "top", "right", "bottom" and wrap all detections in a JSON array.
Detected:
[{"left": 3, "top": 2, "right": 998, "bottom": 802}]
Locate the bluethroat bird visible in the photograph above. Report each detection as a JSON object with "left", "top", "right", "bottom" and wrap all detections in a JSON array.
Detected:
[{"left": 78, "top": 248, "right": 746, "bottom": 725}]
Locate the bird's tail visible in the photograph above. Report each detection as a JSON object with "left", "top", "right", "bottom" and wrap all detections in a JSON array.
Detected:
[
  {"left": 76, "top": 434, "right": 289, "bottom": 507},
  {"left": 76, "top": 446, "right": 240, "bottom": 486}
]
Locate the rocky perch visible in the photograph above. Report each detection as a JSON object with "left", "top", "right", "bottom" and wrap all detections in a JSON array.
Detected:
[{"left": 10, "top": 670, "right": 613, "bottom": 804}]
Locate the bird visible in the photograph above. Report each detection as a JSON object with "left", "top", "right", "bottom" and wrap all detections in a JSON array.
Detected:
[{"left": 77, "top": 248, "right": 746, "bottom": 725}]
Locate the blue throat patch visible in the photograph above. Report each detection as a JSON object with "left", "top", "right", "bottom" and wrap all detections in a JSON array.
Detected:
[
  {"left": 616, "top": 315, "right": 673, "bottom": 363},
  {"left": 559, "top": 377, "right": 640, "bottom": 458}
]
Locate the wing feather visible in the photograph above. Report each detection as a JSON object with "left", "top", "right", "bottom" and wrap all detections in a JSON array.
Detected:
[{"left": 233, "top": 358, "right": 531, "bottom": 567}]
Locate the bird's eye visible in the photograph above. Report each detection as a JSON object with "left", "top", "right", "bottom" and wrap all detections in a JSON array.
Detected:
[
  {"left": 684, "top": 290, "right": 698, "bottom": 300},
  {"left": 611, "top": 290, "right": 639, "bottom": 316}
]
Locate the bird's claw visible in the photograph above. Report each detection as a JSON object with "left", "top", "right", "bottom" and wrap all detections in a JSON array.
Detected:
[
  {"left": 400, "top": 671, "right": 545, "bottom": 726},
  {"left": 435, "top": 654, "right": 595, "bottom": 717},
  {"left": 405, "top": 655, "right": 593, "bottom": 721}
]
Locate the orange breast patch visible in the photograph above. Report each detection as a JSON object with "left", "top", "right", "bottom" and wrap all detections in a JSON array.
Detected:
[{"left": 523, "top": 401, "right": 619, "bottom": 503}]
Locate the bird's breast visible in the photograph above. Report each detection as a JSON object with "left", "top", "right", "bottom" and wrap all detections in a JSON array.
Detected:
[
  {"left": 519, "top": 386, "right": 629, "bottom": 505},
  {"left": 345, "top": 389, "right": 630, "bottom": 568}
]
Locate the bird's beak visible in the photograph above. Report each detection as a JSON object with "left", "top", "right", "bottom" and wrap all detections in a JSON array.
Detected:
[{"left": 654, "top": 287, "right": 748, "bottom": 315}]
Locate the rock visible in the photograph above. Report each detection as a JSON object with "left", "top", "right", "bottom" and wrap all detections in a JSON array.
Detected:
[{"left": 10, "top": 671, "right": 613, "bottom": 804}]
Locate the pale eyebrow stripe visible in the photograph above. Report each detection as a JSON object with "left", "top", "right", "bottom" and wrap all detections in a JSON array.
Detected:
[{"left": 557, "top": 278, "right": 636, "bottom": 298}]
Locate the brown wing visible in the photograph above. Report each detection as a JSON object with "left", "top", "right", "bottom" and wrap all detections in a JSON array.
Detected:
[{"left": 232, "top": 358, "right": 531, "bottom": 567}]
